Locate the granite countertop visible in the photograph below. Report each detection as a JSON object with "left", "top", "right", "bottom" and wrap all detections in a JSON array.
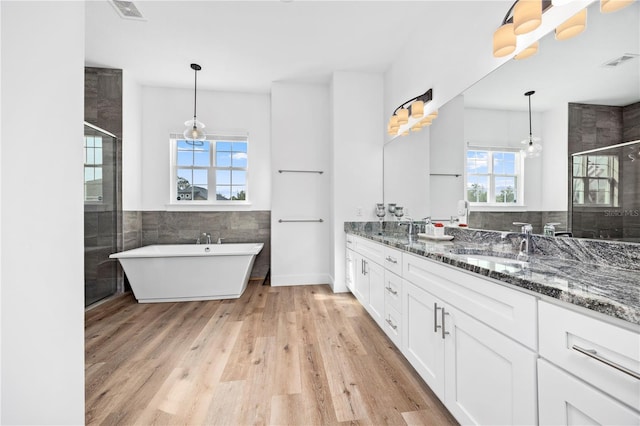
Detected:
[{"left": 347, "top": 229, "right": 640, "bottom": 326}]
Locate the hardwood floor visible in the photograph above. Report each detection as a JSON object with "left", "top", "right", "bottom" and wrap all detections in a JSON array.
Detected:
[{"left": 85, "top": 281, "right": 457, "bottom": 425}]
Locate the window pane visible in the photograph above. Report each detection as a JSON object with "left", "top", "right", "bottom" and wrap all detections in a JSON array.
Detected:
[
  {"left": 216, "top": 170, "right": 231, "bottom": 185},
  {"left": 86, "top": 148, "right": 94, "bottom": 165},
  {"left": 193, "top": 150, "right": 209, "bottom": 167},
  {"left": 216, "top": 186, "right": 231, "bottom": 200},
  {"left": 177, "top": 169, "right": 192, "bottom": 185},
  {"left": 467, "top": 175, "right": 488, "bottom": 202},
  {"left": 177, "top": 140, "right": 193, "bottom": 150},
  {"left": 95, "top": 168, "right": 102, "bottom": 180},
  {"left": 232, "top": 142, "right": 247, "bottom": 153},
  {"left": 177, "top": 151, "right": 193, "bottom": 166},
  {"left": 494, "top": 152, "right": 515, "bottom": 175},
  {"left": 495, "top": 176, "right": 516, "bottom": 203},
  {"left": 467, "top": 151, "right": 489, "bottom": 174},
  {"left": 232, "top": 170, "right": 246, "bottom": 185},
  {"left": 216, "top": 152, "right": 231, "bottom": 167},
  {"left": 231, "top": 186, "right": 246, "bottom": 200},
  {"left": 94, "top": 137, "right": 102, "bottom": 148},
  {"left": 85, "top": 168, "right": 94, "bottom": 182},
  {"left": 95, "top": 148, "right": 102, "bottom": 165},
  {"left": 217, "top": 142, "right": 232, "bottom": 151},
  {"left": 192, "top": 184, "right": 208, "bottom": 200},
  {"left": 85, "top": 137, "right": 94, "bottom": 148},
  {"left": 232, "top": 152, "right": 248, "bottom": 168},
  {"left": 193, "top": 169, "right": 207, "bottom": 185}
]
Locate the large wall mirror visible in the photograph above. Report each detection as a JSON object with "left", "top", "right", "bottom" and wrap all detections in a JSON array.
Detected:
[{"left": 384, "top": 0, "right": 639, "bottom": 241}]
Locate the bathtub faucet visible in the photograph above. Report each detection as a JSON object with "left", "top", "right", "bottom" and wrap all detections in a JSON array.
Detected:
[{"left": 197, "top": 233, "right": 212, "bottom": 244}]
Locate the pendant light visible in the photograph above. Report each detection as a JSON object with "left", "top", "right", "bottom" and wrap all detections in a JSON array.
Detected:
[
  {"left": 183, "top": 63, "right": 206, "bottom": 141},
  {"left": 521, "top": 91, "right": 542, "bottom": 158},
  {"left": 515, "top": 41, "right": 539, "bottom": 60},
  {"left": 493, "top": 22, "right": 517, "bottom": 57}
]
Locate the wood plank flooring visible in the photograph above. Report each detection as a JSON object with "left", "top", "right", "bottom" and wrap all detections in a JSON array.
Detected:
[{"left": 85, "top": 281, "right": 457, "bottom": 425}]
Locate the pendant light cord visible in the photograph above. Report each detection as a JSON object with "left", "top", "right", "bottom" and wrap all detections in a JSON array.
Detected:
[
  {"left": 193, "top": 66, "right": 198, "bottom": 122},
  {"left": 525, "top": 90, "right": 535, "bottom": 145}
]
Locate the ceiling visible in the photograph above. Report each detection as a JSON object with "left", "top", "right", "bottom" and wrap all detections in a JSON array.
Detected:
[
  {"left": 85, "top": 0, "right": 446, "bottom": 93},
  {"left": 85, "top": 1, "right": 639, "bottom": 111}
]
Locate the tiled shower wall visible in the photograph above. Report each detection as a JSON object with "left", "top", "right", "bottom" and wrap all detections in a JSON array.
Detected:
[{"left": 123, "top": 211, "right": 271, "bottom": 279}]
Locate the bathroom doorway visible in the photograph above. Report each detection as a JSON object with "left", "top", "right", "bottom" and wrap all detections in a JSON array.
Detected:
[{"left": 84, "top": 122, "right": 119, "bottom": 306}]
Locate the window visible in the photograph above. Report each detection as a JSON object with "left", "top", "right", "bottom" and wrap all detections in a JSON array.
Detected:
[
  {"left": 572, "top": 154, "right": 619, "bottom": 206},
  {"left": 84, "top": 134, "right": 103, "bottom": 202},
  {"left": 466, "top": 148, "right": 522, "bottom": 205},
  {"left": 171, "top": 135, "right": 248, "bottom": 203}
]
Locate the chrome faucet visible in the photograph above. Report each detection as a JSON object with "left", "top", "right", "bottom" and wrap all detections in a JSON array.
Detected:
[
  {"left": 217, "top": 237, "right": 224, "bottom": 244},
  {"left": 197, "top": 232, "right": 211, "bottom": 244},
  {"left": 513, "top": 222, "right": 534, "bottom": 255}
]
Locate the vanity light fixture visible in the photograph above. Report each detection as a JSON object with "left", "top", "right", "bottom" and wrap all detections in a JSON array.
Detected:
[
  {"left": 387, "top": 88, "right": 435, "bottom": 137},
  {"left": 601, "top": 0, "right": 634, "bottom": 13},
  {"left": 555, "top": 8, "right": 587, "bottom": 40},
  {"left": 183, "top": 63, "right": 206, "bottom": 142},
  {"left": 521, "top": 90, "right": 542, "bottom": 158}
]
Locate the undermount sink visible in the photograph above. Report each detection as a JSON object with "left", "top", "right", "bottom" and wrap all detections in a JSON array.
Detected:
[{"left": 448, "top": 249, "right": 530, "bottom": 270}]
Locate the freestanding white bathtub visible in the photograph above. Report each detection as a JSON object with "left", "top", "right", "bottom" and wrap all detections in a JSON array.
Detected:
[{"left": 109, "top": 243, "right": 264, "bottom": 303}]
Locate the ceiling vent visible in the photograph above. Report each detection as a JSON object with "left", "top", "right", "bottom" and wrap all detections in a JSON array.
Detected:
[
  {"left": 109, "top": 1, "right": 145, "bottom": 21},
  {"left": 602, "top": 53, "right": 639, "bottom": 68}
]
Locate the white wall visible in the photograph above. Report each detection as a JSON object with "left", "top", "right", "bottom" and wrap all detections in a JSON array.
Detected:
[
  {"left": 430, "top": 95, "right": 466, "bottom": 220},
  {"left": 1, "top": 2, "right": 85, "bottom": 423},
  {"left": 140, "top": 86, "right": 271, "bottom": 211},
  {"left": 122, "top": 71, "right": 143, "bottom": 211},
  {"left": 384, "top": 130, "right": 430, "bottom": 220},
  {"left": 271, "top": 82, "right": 331, "bottom": 286},
  {"left": 331, "top": 72, "right": 384, "bottom": 292}
]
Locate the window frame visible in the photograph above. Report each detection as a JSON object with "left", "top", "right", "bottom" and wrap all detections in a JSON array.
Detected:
[
  {"left": 169, "top": 133, "right": 250, "bottom": 206},
  {"left": 571, "top": 154, "right": 619, "bottom": 208},
  {"left": 84, "top": 134, "right": 104, "bottom": 204},
  {"left": 465, "top": 146, "right": 525, "bottom": 207}
]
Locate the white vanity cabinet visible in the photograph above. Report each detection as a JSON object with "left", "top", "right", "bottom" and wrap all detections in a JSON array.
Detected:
[
  {"left": 349, "top": 236, "right": 386, "bottom": 327},
  {"left": 345, "top": 248, "right": 355, "bottom": 293},
  {"left": 402, "top": 253, "right": 538, "bottom": 425},
  {"left": 538, "top": 301, "right": 640, "bottom": 425}
]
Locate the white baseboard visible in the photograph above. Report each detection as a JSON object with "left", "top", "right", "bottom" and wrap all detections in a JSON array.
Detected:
[{"left": 271, "top": 273, "right": 331, "bottom": 287}]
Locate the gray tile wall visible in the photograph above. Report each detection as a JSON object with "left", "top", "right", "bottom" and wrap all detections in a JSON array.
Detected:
[
  {"left": 123, "top": 210, "right": 271, "bottom": 279},
  {"left": 468, "top": 211, "right": 568, "bottom": 235}
]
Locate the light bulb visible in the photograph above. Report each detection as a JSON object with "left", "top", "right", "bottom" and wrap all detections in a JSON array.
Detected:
[{"left": 183, "top": 119, "right": 206, "bottom": 141}]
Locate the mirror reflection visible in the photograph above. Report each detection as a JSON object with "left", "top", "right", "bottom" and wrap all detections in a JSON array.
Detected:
[{"left": 384, "top": 1, "right": 639, "bottom": 241}]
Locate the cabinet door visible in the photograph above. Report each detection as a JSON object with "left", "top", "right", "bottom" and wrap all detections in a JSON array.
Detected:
[
  {"left": 345, "top": 248, "right": 355, "bottom": 293},
  {"left": 353, "top": 254, "right": 369, "bottom": 305},
  {"left": 402, "top": 279, "right": 445, "bottom": 399},
  {"left": 443, "top": 303, "right": 538, "bottom": 426},
  {"left": 538, "top": 359, "right": 640, "bottom": 426},
  {"left": 366, "top": 259, "right": 385, "bottom": 327}
]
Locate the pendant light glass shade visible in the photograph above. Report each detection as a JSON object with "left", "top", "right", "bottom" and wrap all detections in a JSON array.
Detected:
[
  {"left": 396, "top": 108, "right": 409, "bottom": 125},
  {"left": 420, "top": 117, "right": 433, "bottom": 127},
  {"left": 411, "top": 123, "right": 422, "bottom": 132},
  {"left": 555, "top": 8, "right": 587, "bottom": 40},
  {"left": 601, "top": 0, "right": 634, "bottom": 13},
  {"left": 515, "top": 41, "right": 539, "bottom": 60},
  {"left": 410, "top": 100, "right": 424, "bottom": 118},
  {"left": 183, "top": 119, "right": 206, "bottom": 141},
  {"left": 389, "top": 115, "right": 399, "bottom": 129},
  {"left": 514, "top": 0, "right": 542, "bottom": 35},
  {"left": 184, "top": 63, "right": 206, "bottom": 141},
  {"left": 493, "top": 23, "right": 517, "bottom": 57}
]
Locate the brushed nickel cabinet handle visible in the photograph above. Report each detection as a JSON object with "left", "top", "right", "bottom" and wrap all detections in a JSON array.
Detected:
[
  {"left": 572, "top": 345, "right": 640, "bottom": 380},
  {"left": 385, "top": 255, "right": 398, "bottom": 264},
  {"left": 441, "top": 308, "right": 450, "bottom": 339},
  {"left": 434, "top": 303, "right": 441, "bottom": 333},
  {"left": 386, "top": 318, "right": 398, "bottom": 330},
  {"left": 385, "top": 286, "right": 398, "bottom": 296}
]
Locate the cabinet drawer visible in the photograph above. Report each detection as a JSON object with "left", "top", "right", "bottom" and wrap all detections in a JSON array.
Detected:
[
  {"left": 351, "top": 235, "right": 385, "bottom": 265},
  {"left": 383, "top": 303, "right": 402, "bottom": 348},
  {"left": 384, "top": 269, "right": 402, "bottom": 313},
  {"left": 382, "top": 246, "right": 403, "bottom": 276},
  {"left": 403, "top": 252, "right": 537, "bottom": 350},
  {"left": 538, "top": 359, "right": 640, "bottom": 425},
  {"left": 539, "top": 301, "right": 640, "bottom": 409}
]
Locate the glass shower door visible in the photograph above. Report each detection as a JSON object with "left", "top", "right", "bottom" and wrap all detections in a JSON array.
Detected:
[{"left": 84, "top": 122, "right": 118, "bottom": 306}]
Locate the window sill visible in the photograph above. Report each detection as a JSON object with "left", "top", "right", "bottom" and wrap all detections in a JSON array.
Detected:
[
  {"left": 166, "top": 201, "right": 253, "bottom": 211},
  {"left": 469, "top": 204, "right": 528, "bottom": 212}
]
